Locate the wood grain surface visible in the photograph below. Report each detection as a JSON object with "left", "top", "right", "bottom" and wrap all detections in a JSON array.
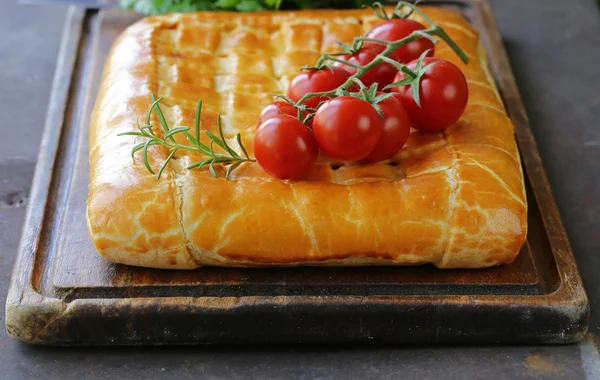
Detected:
[{"left": 5, "top": 0, "right": 589, "bottom": 345}]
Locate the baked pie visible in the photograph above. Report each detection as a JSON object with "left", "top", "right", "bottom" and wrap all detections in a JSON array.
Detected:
[{"left": 87, "top": 7, "right": 527, "bottom": 269}]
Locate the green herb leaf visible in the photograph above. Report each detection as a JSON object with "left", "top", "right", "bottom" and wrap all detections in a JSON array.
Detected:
[
  {"left": 236, "top": 0, "right": 266, "bottom": 11},
  {"left": 194, "top": 99, "right": 202, "bottom": 146},
  {"left": 164, "top": 126, "right": 191, "bottom": 140},
  {"left": 142, "top": 140, "right": 157, "bottom": 175},
  {"left": 121, "top": 0, "right": 212, "bottom": 14},
  {"left": 182, "top": 130, "right": 199, "bottom": 146},
  {"left": 266, "top": 0, "right": 284, "bottom": 9},
  {"left": 236, "top": 133, "right": 250, "bottom": 160},
  {"left": 140, "top": 125, "right": 156, "bottom": 137},
  {"left": 209, "top": 159, "right": 218, "bottom": 178},
  {"left": 147, "top": 96, "right": 163, "bottom": 125},
  {"left": 187, "top": 159, "right": 211, "bottom": 170},
  {"left": 151, "top": 94, "right": 175, "bottom": 143},
  {"left": 120, "top": 0, "right": 390, "bottom": 16},
  {"left": 225, "top": 161, "right": 244, "bottom": 179},
  {"left": 131, "top": 142, "right": 146, "bottom": 160},
  {"left": 205, "top": 130, "right": 228, "bottom": 152},
  {"left": 157, "top": 149, "right": 178, "bottom": 179},
  {"left": 213, "top": 0, "right": 240, "bottom": 9},
  {"left": 117, "top": 131, "right": 145, "bottom": 137},
  {"left": 217, "top": 115, "right": 240, "bottom": 158}
]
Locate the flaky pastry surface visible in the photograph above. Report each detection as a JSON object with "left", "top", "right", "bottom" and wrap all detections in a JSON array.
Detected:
[{"left": 87, "top": 7, "right": 527, "bottom": 269}]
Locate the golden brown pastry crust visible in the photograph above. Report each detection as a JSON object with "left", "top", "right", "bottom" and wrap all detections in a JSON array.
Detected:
[{"left": 87, "top": 7, "right": 527, "bottom": 269}]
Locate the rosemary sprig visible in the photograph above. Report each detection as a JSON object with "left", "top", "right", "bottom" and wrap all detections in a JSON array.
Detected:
[
  {"left": 286, "top": 1, "right": 468, "bottom": 110},
  {"left": 118, "top": 96, "right": 255, "bottom": 180}
]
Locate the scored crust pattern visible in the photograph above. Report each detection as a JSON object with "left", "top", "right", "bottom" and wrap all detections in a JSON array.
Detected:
[{"left": 87, "top": 7, "right": 527, "bottom": 269}]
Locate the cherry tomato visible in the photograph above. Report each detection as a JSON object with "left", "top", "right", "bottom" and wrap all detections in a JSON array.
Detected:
[
  {"left": 256, "top": 102, "right": 298, "bottom": 128},
  {"left": 312, "top": 96, "right": 383, "bottom": 161},
  {"left": 333, "top": 46, "right": 397, "bottom": 90},
  {"left": 365, "top": 19, "right": 435, "bottom": 63},
  {"left": 254, "top": 115, "right": 318, "bottom": 179},
  {"left": 390, "top": 58, "right": 468, "bottom": 131},
  {"left": 363, "top": 95, "right": 410, "bottom": 163},
  {"left": 287, "top": 67, "right": 351, "bottom": 109}
]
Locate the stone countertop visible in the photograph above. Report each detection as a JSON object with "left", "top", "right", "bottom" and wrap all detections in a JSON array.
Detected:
[{"left": 1, "top": 0, "right": 599, "bottom": 378}]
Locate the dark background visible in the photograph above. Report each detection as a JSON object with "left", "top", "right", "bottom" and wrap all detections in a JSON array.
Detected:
[{"left": 1, "top": 0, "right": 599, "bottom": 378}]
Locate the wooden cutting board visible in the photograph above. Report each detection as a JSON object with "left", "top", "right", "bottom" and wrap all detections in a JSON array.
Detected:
[{"left": 5, "top": 0, "right": 589, "bottom": 345}]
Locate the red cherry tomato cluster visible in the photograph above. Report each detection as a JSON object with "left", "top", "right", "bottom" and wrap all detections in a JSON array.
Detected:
[{"left": 253, "top": 18, "right": 469, "bottom": 180}]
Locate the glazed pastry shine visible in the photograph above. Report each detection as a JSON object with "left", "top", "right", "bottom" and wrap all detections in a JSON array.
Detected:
[{"left": 87, "top": 7, "right": 528, "bottom": 269}]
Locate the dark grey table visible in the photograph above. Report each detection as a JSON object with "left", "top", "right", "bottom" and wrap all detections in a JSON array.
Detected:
[{"left": 1, "top": 0, "right": 599, "bottom": 378}]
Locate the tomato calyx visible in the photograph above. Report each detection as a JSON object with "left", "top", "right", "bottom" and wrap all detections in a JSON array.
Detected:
[
  {"left": 382, "top": 49, "right": 439, "bottom": 107},
  {"left": 274, "top": 94, "right": 316, "bottom": 114},
  {"left": 390, "top": 57, "right": 468, "bottom": 131},
  {"left": 345, "top": 79, "right": 402, "bottom": 119},
  {"left": 364, "top": 1, "right": 416, "bottom": 21},
  {"left": 272, "top": 94, "right": 320, "bottom": 127}
]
